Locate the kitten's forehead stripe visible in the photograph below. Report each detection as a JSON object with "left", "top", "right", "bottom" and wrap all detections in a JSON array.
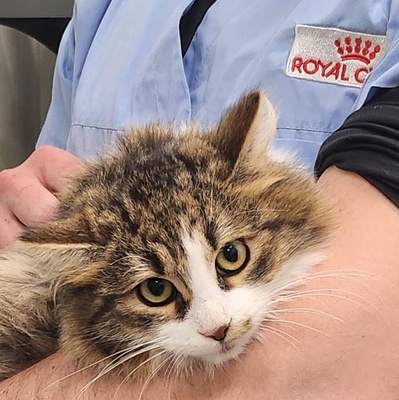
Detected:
[
  {"left": 260, "top": 214, "right": 309, "bottom": 233},
  {"left": 260, "top": 218, "right": 285, "bottom": 232},
  {"left": 205, "top": 221, "right": 218, "bottom": 250},
  {"left": 141, "top": 251, "right": 164, "bottom": 275},
  {"left": 110, "top": 197, "right": 140, "bottom": 234}
]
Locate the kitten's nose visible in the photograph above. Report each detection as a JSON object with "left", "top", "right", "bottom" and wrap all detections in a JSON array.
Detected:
[{"left": 201, "top": 324, "right": 230, "bottom": 341}]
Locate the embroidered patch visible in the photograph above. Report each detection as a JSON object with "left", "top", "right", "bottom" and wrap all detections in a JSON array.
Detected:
[{"left": 286, "top": 25, "right": 388, "bottom": 88}]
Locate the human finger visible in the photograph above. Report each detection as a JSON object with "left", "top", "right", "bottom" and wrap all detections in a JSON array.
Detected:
[
  {"left": 32, "top": 146, "right": 84, "bottom": 194},
  {"left": 0, "top": 207, "right": 25, "bottom": 248}
]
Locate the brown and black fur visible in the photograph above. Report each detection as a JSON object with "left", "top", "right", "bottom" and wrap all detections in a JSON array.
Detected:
[{"left": 0, "top": 91, "right": 332, "bottom": 381}]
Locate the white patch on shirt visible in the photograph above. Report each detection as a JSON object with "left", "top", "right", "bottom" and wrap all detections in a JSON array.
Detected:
[{"left": 286, "top": 25, "right": 388, "bottom": 88}]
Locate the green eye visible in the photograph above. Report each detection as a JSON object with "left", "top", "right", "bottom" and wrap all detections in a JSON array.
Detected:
[
  {"left": 138, "top": 278, "right": 176, "bottom": 306},
  {"left": 216, "top": 240, "right": 249, "bottom": 275}
]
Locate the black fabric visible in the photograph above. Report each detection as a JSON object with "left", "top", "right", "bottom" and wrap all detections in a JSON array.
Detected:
[
  {"left": 0, "top": 18, "right": 70, "bottom": 53},
  {"left": 179, "top": 0, "right": 217, "bottom": 57},
  {"left": 315, "top": 86, "right": 399, "bottom": 206}
]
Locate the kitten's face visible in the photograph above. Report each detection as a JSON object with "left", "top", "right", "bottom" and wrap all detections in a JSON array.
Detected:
[{"left": 23, "top": 92, "right": 331, "bottom": 377}]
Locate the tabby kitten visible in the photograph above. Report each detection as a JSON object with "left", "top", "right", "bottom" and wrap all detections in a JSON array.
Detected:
[{"left": 0, "top": 91, "right": 331, "bottom": 381}]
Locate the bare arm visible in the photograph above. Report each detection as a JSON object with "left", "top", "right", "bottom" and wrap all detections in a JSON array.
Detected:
[{"left": 1, "top": 166, "right": 399, "bottom": 399}]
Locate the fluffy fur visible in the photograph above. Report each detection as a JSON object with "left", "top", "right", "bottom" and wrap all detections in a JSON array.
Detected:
[{"left": 0, "top": 91, "right": 332, "bottom": 381}]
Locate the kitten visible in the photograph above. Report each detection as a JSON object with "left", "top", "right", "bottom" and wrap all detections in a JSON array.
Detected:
[{"left": 0, "top": 91, "right": 332, "bottom": 381}]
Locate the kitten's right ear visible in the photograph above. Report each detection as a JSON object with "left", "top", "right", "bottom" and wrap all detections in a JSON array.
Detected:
[
  {"left": 211, "top": 90, "right": 277, "bottom": 171},
  {"left": 19, "top": 219, "right": 107, "bottom": 289},
  {"left": 15, "top": 240, "right": 106, "bottom": 291}
]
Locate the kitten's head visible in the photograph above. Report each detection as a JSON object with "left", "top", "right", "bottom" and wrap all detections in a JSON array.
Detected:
[{"left": 22, "top": 92, "right": 332, "bottom": 377}]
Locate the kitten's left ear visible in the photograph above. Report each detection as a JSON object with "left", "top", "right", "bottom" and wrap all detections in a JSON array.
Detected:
[{"left": 211, "top": 90, "right": 277, "bottom": 171}]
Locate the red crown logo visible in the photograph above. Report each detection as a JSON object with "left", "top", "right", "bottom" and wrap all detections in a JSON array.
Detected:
[{"left": 334, "top": 37, "right": 381, "bottom": 65}]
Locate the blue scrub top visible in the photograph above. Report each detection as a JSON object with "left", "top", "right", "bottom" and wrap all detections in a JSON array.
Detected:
[{"left": 37, "top": 0, "right": 399, "bottom": 168}]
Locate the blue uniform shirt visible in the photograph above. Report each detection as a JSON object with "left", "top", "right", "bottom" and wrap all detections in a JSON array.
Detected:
[{"left": 38, "top": 0, "right": 399, "bottom": 168}]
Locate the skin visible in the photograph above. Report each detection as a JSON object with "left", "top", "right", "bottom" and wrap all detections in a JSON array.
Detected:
[
  {"left": 0, "top": 153, "right": 399, "bottom": 399},
  {"left": 0, "top": 146, "right": 83, "bottom": 248}
]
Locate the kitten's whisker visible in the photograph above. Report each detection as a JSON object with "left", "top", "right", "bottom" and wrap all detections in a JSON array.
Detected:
[
  {"left": 304, "top": 271, "right": 383, "bottom": 284},
  {"left": 308, "top": 267, "right": 399, "bottom": 290},
  {"left": 270, "top": 307, "right": 344, "bottom": 322},
  {"left": 307, "top": 268, "right": 381, "bottom": 279},
  {"left": 273, "top": 291, "right": 328, "bottom": 308},
  {"left": 164, "top": 352, "right": 181, "bottom": 383},
  {"left": 281, "top": 287, "right": 381, "bottom": 309},
  {"left": 303, "top": 272, "right": 386, "bottom": 308},
  {"left": 111, "top": 350, "right": 168, "bottom": 400},
  {"left": 277, "top": 288, "right": 386, "bottom": 321},
  {"left": 271, "top": 267, "right": 395, "bottom": 310},
  {"left": 304, "top": 268, "right": 390, "bottom": 290},
  {"left": 76, "top": 344, "right": 164, "bottom": 400},
  {"left": 170, "top": 353, "right": 186, "bottom": 395},
  {"left": 172, "top": 352, "right": 185, "bottom": 377},
  {"left": 138, "top": 353, "right": 174, "bottom": 400},
  {"left": 267, "top": 277, "right": 313, "bottom": 299},
  {"left": 162, "top": 354, "right": 179, "bottom": 399},
  {"left": 259, "top": 325, "right": 300, "bottom": 349},
  {"left": 264, "top": 316, "right": 328, "bottom": 337},
  {"left": 104, "top": 344, "right": 163, "bottom": 377},
  {"left": 45, "top": 346, "right": 139, "bottom": 388},
  {"left": 265, "top": 318, "right": 302, "bottom": 335},
  {"left": 111, "top": 349, "right": 168, "bottom": 400}
]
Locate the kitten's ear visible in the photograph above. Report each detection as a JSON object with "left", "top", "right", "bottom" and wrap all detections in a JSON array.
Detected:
[
  {"left": 19, "top": 219, "right": 108, "bottom": 288},
  {"left": 16, "top": 240, "right": 105, "bottom": 290},
  {"left": 211, "top": 90, "right": 277, "bottom": 171}
]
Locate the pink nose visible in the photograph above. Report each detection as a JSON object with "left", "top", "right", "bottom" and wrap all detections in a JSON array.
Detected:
[{"left": 201, "top": 324, "right": 230, "bottom": 341}]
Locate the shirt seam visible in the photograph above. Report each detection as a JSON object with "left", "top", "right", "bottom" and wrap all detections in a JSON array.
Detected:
[
  {"left": 72, "top": 123, "right": 124, "bottom": 132},
  {"left": 277, "top": 126, "right": 331, "bottom": 134}
]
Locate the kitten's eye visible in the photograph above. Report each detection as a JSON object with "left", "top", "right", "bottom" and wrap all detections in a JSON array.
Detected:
[
  {"left": 216, "top": 240, "right": 249, "bottom": 275},
  {"left": 137, "top": 278, "right": 176, "bottom": 306}
]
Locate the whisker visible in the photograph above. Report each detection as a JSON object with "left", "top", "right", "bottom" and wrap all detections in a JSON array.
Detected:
[
  {"left": 267, "top": 277, "right": 313, "bottom": 299},
  {"left": 75, "top": 344, "right": 164, "bottom": 400},
  {"left": 259, "top": 325, "right": 300, "bottom": 349},
  {"left": 268, "top": 267, "right": 393, "bottom": 300},
  {"left": 138, "top": 353, "right": 174, "bottom": 400},
  {"left": 274, "top": 288, "right": 385, "bottom": 320},
  {"left": 45, "top": 346, "right": 138, "bottom": 389},
  {"left": 307, "top": 268, "right": 380, "bottom": 279},
  {"left": 270, "top": 307, "right": 344, "bottom": 322},
  {"left": 267, "top": 268, "right": 395, "bottom": 313},
  {"left": 162, "top": 354, "right": 179, "bottom": 400},
  {"left": 303, "top": 270, "right": 390, "bottom": 308},
  {"left": 110, "top": 349, "right": 168, "bottom": 400},
  {"left": 264, "top": 316, "right": 328, "bottom": 337}
]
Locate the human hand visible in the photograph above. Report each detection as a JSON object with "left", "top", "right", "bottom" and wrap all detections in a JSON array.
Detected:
[{"left": 0, "top": 146, "right": 83, "bottom": 248}]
